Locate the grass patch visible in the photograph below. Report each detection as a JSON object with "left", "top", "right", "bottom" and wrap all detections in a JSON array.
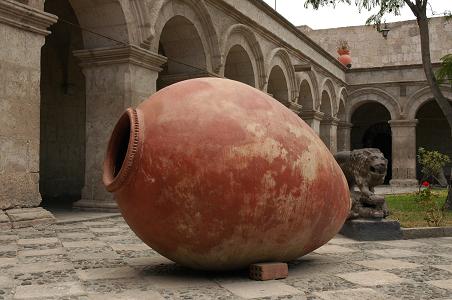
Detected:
[{"left": 386, "top": 189, "right": 452, "bottom": 228}]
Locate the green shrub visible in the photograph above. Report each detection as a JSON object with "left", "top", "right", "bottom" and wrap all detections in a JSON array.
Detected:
[{"left": 417, "top": 147, "right": 450, "bottom": 185}]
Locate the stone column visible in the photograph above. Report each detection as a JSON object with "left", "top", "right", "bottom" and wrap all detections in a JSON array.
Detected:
[
  {"left": 337, "top": 122, "right": 352, "bottom": 152},
  {"left": 300, "top": 110, "right": 324, "bottom": 135},
  {"left": 389, "top": 119, "right": 418, "bottom": 187},
  {"left": 0, "top": 0, "right": 57, "bottom": 228},
  {"left": 320, "top": 117, "right": 339, "bottom": 154},
  {"left": 73, "top": 46, "right": 166, "bottom": 211}
]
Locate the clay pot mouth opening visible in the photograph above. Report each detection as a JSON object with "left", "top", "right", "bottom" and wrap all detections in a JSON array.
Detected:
[{"left": 103, "top": 108, "right": 141, "bottom": 192}]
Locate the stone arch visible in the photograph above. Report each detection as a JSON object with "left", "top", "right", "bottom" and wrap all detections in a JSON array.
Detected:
[
  {"left": 298, "top": 78, "right": 315, "bottom": 111},
  {"left": 337, "top": 87, "right": 347, "bottom": 121},
  {"left": 267, "top": 66, "right": 289, "bottom": 104},
  {"left": 223, "top": 45, "right": 255, "bottom": 87},
  {"left": 265, "top": 48, "right": 297, "bottom": 103},
  {"left": 297, "top": 71, "right": 320, "bottom": 111},
  {"left": 156, "top": 15, "right": 208, "bottom": 89},
  {"left": 150, "top": 0, "right": 221, "bottom": 74},
  {"left": 41, "top": 0, "right": 89, "bottom": 206},
  {"left": 347, "top": 87, "right": 401, "bottom": 122},
  {"left": 320, "top": 78, "right": 337, "bottom": 117},
  {"left": 221, "top": 24, "right": 266, "bottom": 89},
  {"left": 66, "top": 0, "right": 132, "bottom": 48},
  {"left": 415, "top": 99, "right": 452, "bottom": 180},
  {"left": 350, "top": 102, "right": 393, "bottom": 183},
  {"left": 405, "top": 86, "right": 452, "bottom": 120}
]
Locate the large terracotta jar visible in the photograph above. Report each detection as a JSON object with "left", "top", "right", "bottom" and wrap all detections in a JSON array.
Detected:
[{"left": 103, "top": 78, "right": 350, "bottom": 271}]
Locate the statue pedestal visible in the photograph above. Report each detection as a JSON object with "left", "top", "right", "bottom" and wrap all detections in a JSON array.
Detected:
[{"left": 340, "top": 219, "right": 402, "bottom": 241}]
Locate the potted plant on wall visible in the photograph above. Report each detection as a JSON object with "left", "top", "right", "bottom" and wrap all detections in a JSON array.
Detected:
[{"left": 337, "top": 40, "right": 352, "bottom": 69}]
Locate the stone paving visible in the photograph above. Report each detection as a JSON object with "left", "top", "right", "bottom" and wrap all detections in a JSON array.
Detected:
[{"left": 0, "top": 216, "right": 452, "bottom": 300}]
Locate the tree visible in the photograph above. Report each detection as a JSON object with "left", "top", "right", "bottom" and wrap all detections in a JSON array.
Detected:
[
  {"left": 437, "top": 54, "right": 452, "bottom": 87},
  {"left": 304, "top": 0, "right": 452, "bottom": 136}
]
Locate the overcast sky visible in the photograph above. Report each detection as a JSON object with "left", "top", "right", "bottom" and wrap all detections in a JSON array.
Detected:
[{"left": 261, "top": 0, "right": 452, "bottom": 29}]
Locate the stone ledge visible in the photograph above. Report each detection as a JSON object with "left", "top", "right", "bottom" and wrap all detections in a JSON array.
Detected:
[
  {"left": 390, "top": 179, "right": 418, "bottom": 187},
  {"left": 73, "top": 199, "right": 119, "bottom": 213},
  {"left": 402, "top": 226, "right": 452, "bottom": 239},
  {"left": 2, "top": 207, "right": 55, "bottom": 229},
  {"left": 55, "top": 213, "right": 121, "bottom": 225},
  {"left": 0, "top": 0, "right": 57, "bottom": 35},
  {"left": 340, "top": 219, "right": 403, "bottom": 241},
  {"left": 73, "top": 46, "right": 167, "bottom": 72}
]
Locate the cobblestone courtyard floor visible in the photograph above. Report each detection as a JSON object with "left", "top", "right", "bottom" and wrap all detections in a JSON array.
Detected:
[{"left": 1, "top": 215, "right": 452, "bottom": 300}]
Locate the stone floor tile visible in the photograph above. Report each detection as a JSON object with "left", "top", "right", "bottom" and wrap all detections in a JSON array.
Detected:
[
  {"left": 313, "top": 245, "right": 357, "bottom": 254},
  {"left": 158, "top": 286, "right": 238, "bottom": 299},
  {"left": 17, "top": 237, "right": 59, "bottom": 245},
  {"left": 98, "top": 235, "right": 129, "bottom": 242},
  {"left": 69, "top": 251, "right": 120, "bottom": 261},
  {"left": 90, "top": 227, "right": 123, "bottom": 233},
  {"left": 0, "top": 258, "right": 16, "bottom": 267},
  {"left": 55, "top": 223, "right": 88, "bottom": 230},
  {"left": 87, "top": 290, "right": 165, "bottom": 300},
  {"left": 432, "top": 265, "right": 452, "bottom": 273},
  {"left": 126, "top": 256, "right": 173, "bottom": 267},
  {"left": 437, "top": 253, "right": 452, "bottom": 259},
  {"left": 377, "top": 240, "right": 428, "bottom": 248},
  {"left": 327, "top": 237, "right": 363, "bottom": 245},
  {"left": 146, "top": 274, "right": 218, "bottom": 289},
  {"left": 220, "top": 281, "right": 304, "bottom": 299},
  {"left": 13, "top": 281, "right": 85, "bottom": 299},
  {"left": 57, "top": 232, "right": 95, "bottom": 239},
  {"left": 0, "top": 275, "right": 14, "bottom": 288},
  {"left": 13, "top": 262, "right": 73, "bottom": 273},
  {"left": 0, "top": 235, "right": 17, "bottom": 241},
  {"left": 289, "top": 261, "right": 365, "bottom": 278},
  {"left": 0, "top": 245, "right": 17, "bottom": 252},
  {"left": 77, "top": 267, "right": 140, "bottom": 281},
  {"left": 62, "top": 241, "right": 106, "bottom": 248},
  {"left": 18, "top": 247, "right": 65, "bottom": 257},
  {"left": 110, "top": 243, "right": 149, "bottom": 251},
  {"left": 427, "top": 279, "right": 452, "bottom": 290},
  {"left": 82, "top": 220, "right": 114, "bottom": 226},
  {"left": 368, "top": 248, "right": 427, "bottom": 258},
  {"left": 314, "top": 288, "right": 398, "bottom": 300},
  {"left": 337, "top": 270, "right": 410, "bottom": 286},
  {"left": 354, "top": 258, "right": 422, "bottom": 270}
]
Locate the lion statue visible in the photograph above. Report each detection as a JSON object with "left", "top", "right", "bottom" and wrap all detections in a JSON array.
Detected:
[{"left": 334, "top": 148, "right": 389, "bottom": 219}]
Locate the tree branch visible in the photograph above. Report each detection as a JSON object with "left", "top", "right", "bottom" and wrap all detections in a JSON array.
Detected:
[
  {"left": 404, "top": 0, "right": 420, "bottom": 17},
  {"left": 421, "top": 0, "right": 428, "bottom": 14}
]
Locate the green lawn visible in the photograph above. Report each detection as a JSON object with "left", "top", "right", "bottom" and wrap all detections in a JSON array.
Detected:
[{"left": 386, "top": 189, "right": 452, "bottom": 228}]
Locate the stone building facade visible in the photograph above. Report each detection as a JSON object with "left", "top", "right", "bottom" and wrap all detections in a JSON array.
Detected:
[{"left": 0, "top": 0, "right": 451, "bottom": 220}]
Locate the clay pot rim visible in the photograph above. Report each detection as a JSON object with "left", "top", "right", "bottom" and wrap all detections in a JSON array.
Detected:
[{"left": 103, "top": 108, "right": 142, "bottom": 192}]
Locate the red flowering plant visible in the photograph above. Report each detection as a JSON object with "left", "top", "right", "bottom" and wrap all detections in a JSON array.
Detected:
[{"left": 416, "top": 180, "right": 445, "bottom": 227}]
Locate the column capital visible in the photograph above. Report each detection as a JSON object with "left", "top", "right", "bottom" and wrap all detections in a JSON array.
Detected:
[
  {"left": 388, "top": 119, "right": 418, "bottom": 128},
  {"left": 300, "top": 110, "right": 324, "bottom": 121},
  {"left": 288, "top": 102, "right": 302, "bottom": 114},
  {"left": 338, "top": 121, "right": 353, "bottom": 129},
  {"left": 321, "top": 116, "right": 340, "bottom": 126},
  {"left": 73, "top": 45, "right": 168, "bottom": 72},
  {"left": 0, "top": 0, "right": 57, "bottom": 35}
]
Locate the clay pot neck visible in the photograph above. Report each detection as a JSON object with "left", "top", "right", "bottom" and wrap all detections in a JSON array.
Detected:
[
  {"left": 337, "top": 49, "right": 350, "bottom": 55},
  {"left": 103, "top": 108, "right": 142, "bottom": 192}
]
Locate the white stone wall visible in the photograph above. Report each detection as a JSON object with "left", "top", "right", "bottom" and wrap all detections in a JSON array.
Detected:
[{"left": 302, "top": 17, "right": 452, "bottom": 69}]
